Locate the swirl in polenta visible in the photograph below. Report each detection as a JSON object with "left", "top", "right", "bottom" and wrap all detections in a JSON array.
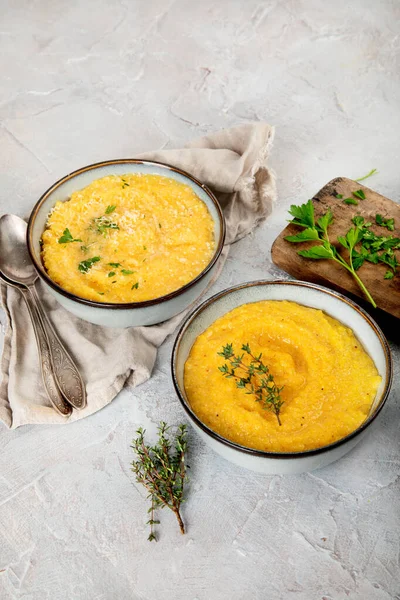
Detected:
[
  {"left": 184, "top": 300, "right": 382, "bottom": 452},
  {"left": 41, "top": 174, "right": 215, "bottom": 302}
]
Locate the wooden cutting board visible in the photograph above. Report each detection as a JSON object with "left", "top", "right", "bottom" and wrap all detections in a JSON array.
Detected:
[{"left": 271, "top": 177, "right": 400, "bottom": 319}]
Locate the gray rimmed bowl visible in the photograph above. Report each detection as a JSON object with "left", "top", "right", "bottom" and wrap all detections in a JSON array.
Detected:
[
  {"left": 172, "top": 280, "right": 392, "bottom": 474},
  {"left": 27, "top": 159, "right": 225, "bottom": 328}
]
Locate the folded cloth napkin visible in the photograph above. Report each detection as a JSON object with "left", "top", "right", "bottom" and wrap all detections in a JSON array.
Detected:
[{"left": 0, "top": 123, "right": 276, "bottom": 428}]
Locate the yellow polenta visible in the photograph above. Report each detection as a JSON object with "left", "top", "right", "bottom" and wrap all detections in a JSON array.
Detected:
[
  {"left": 41, "top": 174, "right": 215, "bottom": 302},
  {"left": 184, "top": 300, "right": 381, "bottom": 452}
]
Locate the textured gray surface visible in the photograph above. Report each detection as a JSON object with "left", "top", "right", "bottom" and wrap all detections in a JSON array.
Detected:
[{"left": 0, "top": 1, "right": 400, "bottom": 598}]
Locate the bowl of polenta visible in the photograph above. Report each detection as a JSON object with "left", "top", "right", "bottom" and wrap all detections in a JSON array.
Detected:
[
  {"left": 172, "top": 280, "right": 392, "bottom": 474},
  {"left": 27, "top": 160, "right": 225, "bottom": 327}
]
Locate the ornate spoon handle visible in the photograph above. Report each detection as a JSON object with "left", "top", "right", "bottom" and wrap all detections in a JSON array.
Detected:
[
  {"left": 20, "top": 288, "right": 72, "bottom": 417},
  {"left": 28, "top": 285, "right": 87, "bottom": 410}
]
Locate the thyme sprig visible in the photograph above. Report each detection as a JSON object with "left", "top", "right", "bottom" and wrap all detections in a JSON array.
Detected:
[
  {"left": 218, "top": 343, "right": 284, "bottom": 426},
  {"left": 131, "top": 422, "right": 188, "bottom": 542}
]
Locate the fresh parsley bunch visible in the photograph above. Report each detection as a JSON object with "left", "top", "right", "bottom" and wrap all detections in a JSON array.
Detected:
[{"left": 285, "top": 200, "right": 377, "bottom": 307}]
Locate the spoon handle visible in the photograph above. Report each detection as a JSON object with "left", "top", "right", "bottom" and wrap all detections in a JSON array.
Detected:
[
  {"left": 20, "top": 288, "right": 72, "bottom": 417},
  {"left": 28, "top": 285, "right": 87, "bottom": 410}
]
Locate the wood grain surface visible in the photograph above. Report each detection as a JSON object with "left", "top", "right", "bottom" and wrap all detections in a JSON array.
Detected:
[{"left": 272, "top": 177, "right": 400, "bottom": 319}]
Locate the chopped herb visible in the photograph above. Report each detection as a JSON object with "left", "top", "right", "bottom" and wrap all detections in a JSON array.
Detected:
[
  {"left": 344, "top": 197, "right": 358, "bottom": 205},
  {"left": 108, "top": 262, "right": 122, "bottom": 268},
  {"left": 159, "top": 223, "right": 162, "bottom": 229},
  {"left": 78, "top": 256, "right": 101, "bottom": 273},
  {"left": 143, "top": 245, "right": 147, "bottom": 250},
  {"left": 108, "top": 271, "right": 116, "bottom": 277},
  {"left": 79, "top": 242, "right": 95, "bottom": 253},
  {"left": 112, "top": 280, "right": 117, "bottom": 283},
  {"left": 353, "top": 189, "right": 366, "bottom": 200},
  {"left": 98, "top": 292, "right": 105, "bottom": 295},
  {"left": 376, "top": 214, "right": 395, "bottom": 232},
  {"left": 355, "top": 168, "right": 377, "bottom": 182},
  {"left": 384, "top": 270, "right": 395, "bottom": 280},
  {"left": 58, "top": 228, "right": 82, "bottom": 244},
  {"left": 121, "top": 178, "right": 130, "bottom": 189},
  {"left": 105, "top": 205, "right": 117, "bottom": 214},
  {"left": 335, "top": 193, "right": 343, "bottom": 199},
  {"left": 131, "top": 282, "right": 139, "bottom": 290},
  {"left": 92, "top": 215, "right": 119, "bottom": 235},
  {"left": 121, "top": 269, "right": 135, "bottom": 275}
]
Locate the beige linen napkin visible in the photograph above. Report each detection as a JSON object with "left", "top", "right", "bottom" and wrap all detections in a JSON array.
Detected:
[{"left": 0, "top": 123, "right": 276, "bottom": 428}]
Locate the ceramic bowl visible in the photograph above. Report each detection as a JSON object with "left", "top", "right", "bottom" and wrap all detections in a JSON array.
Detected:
[
  {"left": 172, "top": 280, "right": 392, "bottom": 474},
  {"left": 27, "top": 159, "right": 225, "bottom": 327}
]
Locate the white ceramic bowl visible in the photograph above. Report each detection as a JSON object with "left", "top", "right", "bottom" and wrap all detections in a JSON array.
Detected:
[
  {"left": 172, "top": 280, "right": 392, "bottom": 474},
  {"left": 27, "top": 159, "right": 225, "bottom": 327}
]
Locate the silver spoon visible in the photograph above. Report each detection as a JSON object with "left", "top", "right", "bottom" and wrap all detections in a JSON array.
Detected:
[
  {"left": 0, "top": 214, "right": 86, "bottom": 413},
  {"left": 0, "top": 270, "right": 72, "bottom": 416}
]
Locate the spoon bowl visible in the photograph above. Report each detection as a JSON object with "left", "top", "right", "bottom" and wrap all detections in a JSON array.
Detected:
[{"left": 0, "top": 214, "right": 37, "bottom": 286}]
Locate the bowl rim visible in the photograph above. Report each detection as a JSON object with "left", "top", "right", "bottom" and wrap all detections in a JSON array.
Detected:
[
  {"left": 27, "top": 159, "right": 226, "bottom": 310},
  {"left": 171, "top": 279, "right": 393, "bottom": 459}
]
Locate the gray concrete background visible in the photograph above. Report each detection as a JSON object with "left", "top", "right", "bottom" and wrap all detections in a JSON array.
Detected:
[{"left": 0, "top": 1, "right": 399, "bottom": 598}]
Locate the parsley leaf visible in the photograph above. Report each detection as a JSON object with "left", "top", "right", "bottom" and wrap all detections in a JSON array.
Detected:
[
  {"left": 376, "top": 214, "right": 395, "bottom": 232},
  {"left": 285, "top": 228, "right": 320, "bottom": 243},
  {"left": 298, "top": 245, "right": 335, "bottom": 260},
  {"left": 384, "top": 270, "right": 395, "bottom": 280},
  {"left": 353, "top": 189, "right": 366, "bottom": 200},
  {"left": 351, "top": 248, "right": 368, "bottom": 271},
  {"left": 58, "top": 228, "right": 82, "bottom": 244},
  {"left": 78, "top": 256, "right": 101, "bottom": 273},
  {"left": 351, "top": 216, "right": 371, "bottom": 228},
  {"left": 316, "top": 209, "right": 334, "bottom": 235},
  {"left": 288, "top": 200, "right": 315, "bottom": 229},
  {"left": 344, "top": 197, "right": 358, "bottom": 205},
  {"left": 365, "top": 252, "right": 379, "bottom": 264},
  {"left": 108, "top": 271, "right": 116, "bottom": 277}
]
